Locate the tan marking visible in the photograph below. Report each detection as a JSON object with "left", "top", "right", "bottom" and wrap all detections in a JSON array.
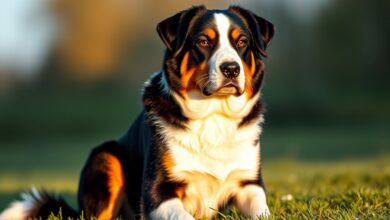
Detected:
[
  {"left": 243, "top": 52, "right": 256, "bottom": 98},
  {"left": 204, "top": 28, "right": 216, "bottom": 40},
  {"left": 163, "top": 152, "right": 175, "bottom": 172},
  {"left": 181, "top": 52, "right": 209, "bottom": 95},
  {"left": 231, "top": 28, "right": 241, "bottom": 41},
  {"left": 250, "top": 52, "right": 256, "bottom": 75},
  {"left": 199, "top": 61, "right": 207, "bottom": 70},
  {"left": 98, "top": 154, "right": 124, "bottom": 220},
  {"left": 162, "top": 153, "right": 187, "bottom": 200},
  {"left": 175, "top": 187, "right": 185, "bottom": 200},
  {"left": 180, "top": 52, "right": 196, "bottom": 95},
  {"left": 180, "top": 52, "right": 190, "bottom": 76}
]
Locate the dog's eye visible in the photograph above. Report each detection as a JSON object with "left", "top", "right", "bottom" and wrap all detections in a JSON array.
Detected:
[
  {"left": 197, "top": 38, "right": 210, "bottom": 48},
  {"left": 237, "top": 37, "right": 248, "bottom": 48}
]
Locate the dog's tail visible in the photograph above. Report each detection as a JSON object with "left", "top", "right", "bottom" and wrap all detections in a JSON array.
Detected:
[{"left": 0, "top": 188, "right": 78, "bottom": 220}]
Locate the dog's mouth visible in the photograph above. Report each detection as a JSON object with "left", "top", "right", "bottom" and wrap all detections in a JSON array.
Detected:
[
  {"left": 201, "top": 80, "right": 243, "bottom": 97},
  {"left": 214, "top": 84, "right": 240, "bottom": 96}
]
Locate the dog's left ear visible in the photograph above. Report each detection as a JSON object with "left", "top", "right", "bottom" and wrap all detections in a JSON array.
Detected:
[
  {"left": 229, "top": 6, "right": 275, "bottom": 57},
  {"left": 157, "top": 5, "right": 206, "bottom": 56}
]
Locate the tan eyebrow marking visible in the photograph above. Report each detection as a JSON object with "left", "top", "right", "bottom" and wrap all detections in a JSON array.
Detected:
[
  {"left": 204, "top": 28, "right": 216, "bottom": 40},
  {"left": 231, "top": 28, "right": 241, "bottom": 41}
]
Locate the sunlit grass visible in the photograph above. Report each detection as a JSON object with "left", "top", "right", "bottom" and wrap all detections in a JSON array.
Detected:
[
  {"left": 261, "top": 159, "right": 390, "bottom": 219},
  {"left": 0, "top": 173, "right": 77, "bottom": 192},
  {"left": 1, "top": 157, "right": 389, "bottom": 219}
]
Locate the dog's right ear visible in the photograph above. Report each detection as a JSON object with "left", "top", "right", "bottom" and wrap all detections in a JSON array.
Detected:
[{"left": 157, "top": 6, "right": 206, "bottom": 56}]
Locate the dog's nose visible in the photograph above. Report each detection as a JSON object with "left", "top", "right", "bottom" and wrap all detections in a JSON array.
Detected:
[{"left": 220, "top": 62, "right": 240, "bottom": 79}]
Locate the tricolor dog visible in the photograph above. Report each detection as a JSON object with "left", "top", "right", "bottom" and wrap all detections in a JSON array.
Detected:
[{"left": 0, "top": 5, "right": 274, "bottom": 220}]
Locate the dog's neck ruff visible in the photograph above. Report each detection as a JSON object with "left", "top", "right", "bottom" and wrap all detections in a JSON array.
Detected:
[{"left": 172, "top": 91, "right": 259, "bottom": 120}]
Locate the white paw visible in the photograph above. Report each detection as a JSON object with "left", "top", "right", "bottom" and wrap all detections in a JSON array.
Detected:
[
  {"left": 150, "top": 198, "right": 195, "bottom": 220},
  {"left": 168, "top": 211, "right": 195, "bottom": 220},
  {"left": 252, "top": 205, "right": 270, "bottom": 219}
]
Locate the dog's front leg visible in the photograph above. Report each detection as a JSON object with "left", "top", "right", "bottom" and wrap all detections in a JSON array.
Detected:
[
  {"left": 149, "top": 198, "right": 194, "bottom": 220},
  {"left": 235, "top": 185, "right": 270, "bottom": 219}
]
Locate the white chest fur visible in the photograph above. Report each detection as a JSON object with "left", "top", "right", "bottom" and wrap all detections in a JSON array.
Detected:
[{"left": 157, "top": 112, "right": 262, "bottom": 218}]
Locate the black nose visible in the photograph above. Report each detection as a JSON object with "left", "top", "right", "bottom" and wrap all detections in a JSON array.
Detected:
[{"left": 220, "top": 62, "right": 240, "bottom": 79}]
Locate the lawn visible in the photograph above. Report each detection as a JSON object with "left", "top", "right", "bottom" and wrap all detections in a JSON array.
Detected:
[
  {"left": 261, "top": 158, "right": 390, "bottom": 219},
  {"left": 1, "top": 157, "right": 389, "bottom": 219}
]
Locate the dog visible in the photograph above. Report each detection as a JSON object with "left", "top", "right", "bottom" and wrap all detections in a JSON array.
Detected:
[{"left": 0, "top": 5, "right": 274, "bottom": 220}]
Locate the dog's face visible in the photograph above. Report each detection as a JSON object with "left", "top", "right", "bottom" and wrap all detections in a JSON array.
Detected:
[{"left": 157, "top": 6, "right": 274, "bottom": 99}]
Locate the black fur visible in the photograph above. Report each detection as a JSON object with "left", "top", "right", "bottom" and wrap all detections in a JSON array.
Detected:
[
  {"left": 23, "top": 190, "right": 78, "bottom": 219},
  {"left": 143, "top": 72, "right": 188, "bottom": 129},
  {"left": 239, "top": 98, "right": 266, "bottom": 127}
]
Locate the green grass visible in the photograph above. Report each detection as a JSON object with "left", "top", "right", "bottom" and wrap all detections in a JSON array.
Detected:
[
  {"left": 1, "top": 157, "right": 389, "bottom": 219},
  {"left": 261, "top": 158, "right": 390, "bottom": 219},
  {"left": 223, "top": 158, "right": 390, "bottom": 219}
]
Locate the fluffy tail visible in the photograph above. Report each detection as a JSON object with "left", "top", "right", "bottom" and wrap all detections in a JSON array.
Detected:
[{"left": 0, "top": 188, "right": 78, "bottom": 220}]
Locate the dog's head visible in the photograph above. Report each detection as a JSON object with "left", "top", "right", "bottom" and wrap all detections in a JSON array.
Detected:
[{"left": 157, "top": 5, "right": 274, "bottom": 99}]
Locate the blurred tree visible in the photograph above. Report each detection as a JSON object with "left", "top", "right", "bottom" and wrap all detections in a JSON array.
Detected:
[
  {"left": 51, "top": 0, "right": 140, "bottom": 81},
  {"left": 261, "top": 0, "right": 390, "bottom": 124},
  {"left": 312, "top": 0, "right": 390, "bottom": 121}
]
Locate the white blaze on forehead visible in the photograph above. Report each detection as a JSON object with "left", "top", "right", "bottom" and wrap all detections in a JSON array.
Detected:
[
  {"left": 209, "top": 13, "right": 245, "bottom": 92},
  {"left": 214, "top": 13, "right": 232, "bottom": 50},
  {"left": 213, "top": 13, "right": 241, "bottom": 62}
]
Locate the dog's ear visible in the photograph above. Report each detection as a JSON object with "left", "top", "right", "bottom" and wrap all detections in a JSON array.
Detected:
[
  {"left": 157, "top": 5, "right": 206, "bottom": 56},
  {"left": 229, "top": 6, "right": 275, "bottom": 57}
]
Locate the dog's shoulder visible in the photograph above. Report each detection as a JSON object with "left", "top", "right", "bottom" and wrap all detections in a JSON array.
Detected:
[{"left": 142, "top": 72, "right": 189, "bottom": 129}]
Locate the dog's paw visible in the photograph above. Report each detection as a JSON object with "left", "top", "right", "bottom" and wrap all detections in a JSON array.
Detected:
[
  {"left": 251, "top": 205, "right": 270, "bottom": 219},
  {"left": 168, "top": 211, "right": 195, "bottom": 220},
  {"left": 149, "top": 198, "right": 195, "bottom": 220}
]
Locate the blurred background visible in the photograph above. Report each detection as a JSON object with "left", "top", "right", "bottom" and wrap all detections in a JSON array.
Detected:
[{"left": 0, "top": 0, "right": 389, "bottom": 209}]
